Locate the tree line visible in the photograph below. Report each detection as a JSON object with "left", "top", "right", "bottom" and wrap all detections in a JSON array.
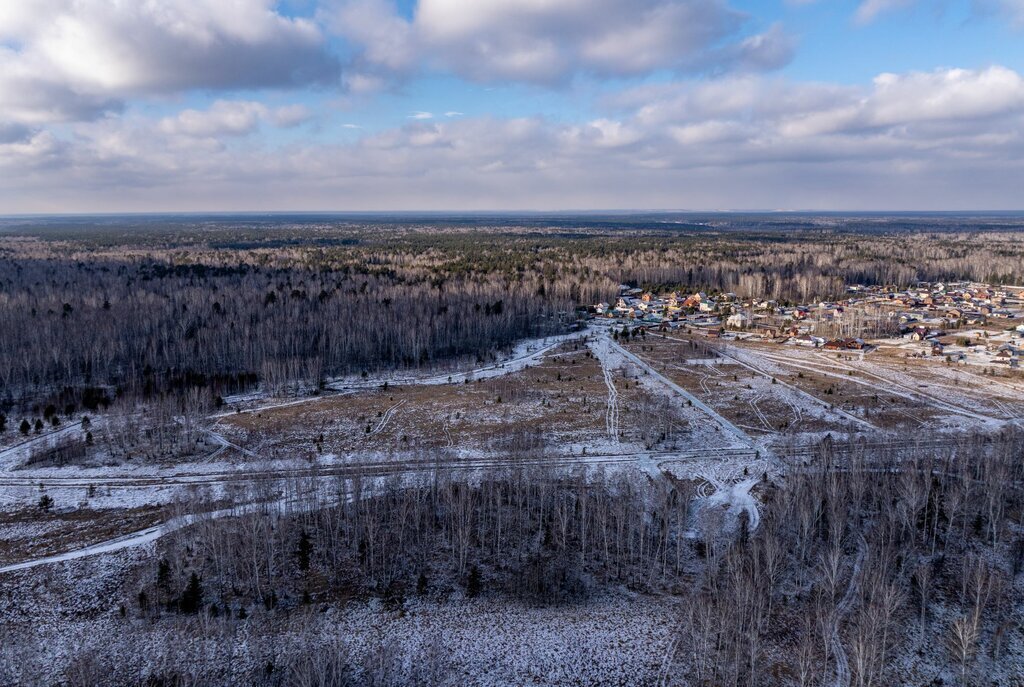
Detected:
[{"left": 2, "top": 223, "right": 1022, "bottom": 413}]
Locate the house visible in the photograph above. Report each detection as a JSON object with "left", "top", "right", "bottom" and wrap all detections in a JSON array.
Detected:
[
  {"left": 791, "top": 335, "right": 823, "bottom": 347},
  {"left": 823, "top": 338, "right": 867, "bottom": 351},
  {"left": 682, "top": 293, "right": 707, "bottom": 309},
  {"left": 726, "top": 313, "right": 748, "bottom": 329}
]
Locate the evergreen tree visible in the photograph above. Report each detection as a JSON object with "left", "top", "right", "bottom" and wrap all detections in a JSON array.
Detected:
[
  {"left": 297, "top": 529, "right": 312, "bottom": 572},
  {"left": 156, "top": 559, "right": 172, "bottom": 595},
  {"left": 179, "top": 572, "right": 204, "bottom": 614},
  {"left": 466, "top": 565, "right": 482, "bottom": 598}
]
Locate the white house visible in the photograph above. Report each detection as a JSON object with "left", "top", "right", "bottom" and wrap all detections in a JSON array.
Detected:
[{"left": 726, "top": 313, "right": 748, "bottom": 328}]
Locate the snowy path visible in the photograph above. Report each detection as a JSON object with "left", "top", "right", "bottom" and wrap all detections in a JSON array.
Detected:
[
  {"left": 703, "top": 475, "right": 762, "bottom": 531},
  {"left": 706, "top": 343, "right": 878, "bottom": 431},
  {"left": 590, "top": 338, "right": 620, "bottom": 442},
  {"left": 607, "top": 337, "right": 754, "bottom": 449},
  {"left": 0, "top": 522, "right": 166, "bottom": 574},
  {"left": 808, "top": 352, "right": 996, "bottom": 423},
  {"left": 326, "top": 333, "right": 585, "bottom": 391},
  {"left": 0, "top": 498, "right": 319, "bottom": 575},
  {"left": 214, "top": 333, "right": 585, "bottom": 418},
  {"left": 0, "top": 423, "right": 87, "bottom": 470},
  {"left": 0, "top": 445, "right": 764, "bottom": 573},
  {"left": 749, "top": 349, "right": 973, "bottom": 426},
  {"left": 830, "top": 536, "right": 867, "bottom": 687},
  {"left": 368, "top": 399, "right": 405, "bottom": 436},
  {"left": 748, "top": 395, "right": 777, "bottom": 433}
]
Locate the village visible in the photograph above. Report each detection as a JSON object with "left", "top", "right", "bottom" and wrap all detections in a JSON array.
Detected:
[{"left": 588, "top": 281, "right": 1024, "bottom": 368}]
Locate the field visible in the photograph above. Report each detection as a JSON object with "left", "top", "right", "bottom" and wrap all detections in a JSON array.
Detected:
[{"left": 5, "top": 320, "right": 1018, "bottom": 575}]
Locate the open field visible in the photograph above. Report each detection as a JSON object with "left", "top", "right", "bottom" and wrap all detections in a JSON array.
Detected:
[{"left": 3, "top": 323, "right": 1020, "bottom": 569}]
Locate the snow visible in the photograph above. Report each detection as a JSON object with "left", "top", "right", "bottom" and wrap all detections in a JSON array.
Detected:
[
  {"left": 1, "top": 555, "right": 678, "bottom": 687},
  {"left": 602, "top": 335, "right": 754, "bottom": 449}
]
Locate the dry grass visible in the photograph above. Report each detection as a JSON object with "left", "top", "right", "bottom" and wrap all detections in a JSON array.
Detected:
[
  {"left": 217, "top": 343, "right": 624, "bottom": 460},
  {"left": 0, "top": 505, "right": 165, "bottom": 564}
]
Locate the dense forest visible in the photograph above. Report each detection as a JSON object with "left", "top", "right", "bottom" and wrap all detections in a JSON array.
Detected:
[{"left": 2, "top": 217, "right": 1023, "bottom": 408}]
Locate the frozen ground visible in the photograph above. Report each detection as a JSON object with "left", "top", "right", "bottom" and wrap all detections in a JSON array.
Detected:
[
  {"left": 6, "top": 323, "right": 1006, "bottom": 575},
  {"left": 1, "top": 539, "right": 677, "bottom": 685},
  {"left": 3, "top": 326, "right": 1021, "bottom": 685}
]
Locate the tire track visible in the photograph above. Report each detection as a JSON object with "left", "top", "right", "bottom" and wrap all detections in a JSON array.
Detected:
[
  {"left": 368, "top": 399, "right": 405, "bottom": 436},
  {"left": 832, "top": 536, "right": 867, "bottom": 687},
  {"left": 601, "top": 361, "right": 620, "bottom": 442}
]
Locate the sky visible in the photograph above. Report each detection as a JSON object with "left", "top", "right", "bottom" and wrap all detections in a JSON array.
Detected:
[{"left": 1, "top": 0, "right": 1023, "bottom": 212}]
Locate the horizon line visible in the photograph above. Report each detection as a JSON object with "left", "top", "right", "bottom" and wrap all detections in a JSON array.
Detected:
[{"left": 4, "top": 209, "right": 1024, "bottom": 218}]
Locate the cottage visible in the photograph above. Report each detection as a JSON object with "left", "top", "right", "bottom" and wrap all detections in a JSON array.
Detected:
[
  {"left": 823, "top": 338, "right": 867, "bottom": 351},
  {"left": 726, "top": 313, "right": 748, "bottom": 329}
]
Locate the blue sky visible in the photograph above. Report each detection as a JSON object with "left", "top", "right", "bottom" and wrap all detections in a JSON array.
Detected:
[{"left": 1, "top": 0, "right": 1023, "bottom": 211}]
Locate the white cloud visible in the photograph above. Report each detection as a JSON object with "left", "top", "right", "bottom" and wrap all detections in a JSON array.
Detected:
[
  {"left": 0, "top": 0, "right": 339, "bottom": 124},
  {"left": 564, "top": 119, "right": 643, "bottom": 148},
  {"left": 157, "top": 101, "right": 312, "bottom": 138},
  {"left": 272, "top": 104, "right": 313, "bottom": 128},
  {"left": 779, "top": 66, "right": 1024, "bottom": 136},
  {"left": 409, "top": 111, "right": 434, "bottom": 120},
  {"left": 3, "top": 66, "right": 1024, "bottom": 211},
  {"left": 854, "top": 0, "right": 916, "bottom": 24},
  {"left": 329, "top": 0, "right": 794, "bottom": 85}
]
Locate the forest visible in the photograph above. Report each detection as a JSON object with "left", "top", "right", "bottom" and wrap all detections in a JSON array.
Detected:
[
  {"left": 5, "top": 432, "right": 1022, "bottom": 685},
  {"left": 2, "top": 216, "right": 1024, "bottom": 685},
  {"left": 3, "top": 216, "right": 1023, "bottom": 409}
]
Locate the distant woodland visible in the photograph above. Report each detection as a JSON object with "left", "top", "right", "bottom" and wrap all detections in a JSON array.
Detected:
[{"left": 2, "top": 218, "right": 1023, "bottom": 408}]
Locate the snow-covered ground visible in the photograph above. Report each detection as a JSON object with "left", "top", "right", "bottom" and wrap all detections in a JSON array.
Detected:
[
  {"left": 0, "top": 328, "right": 787, "bottom": 573},
  {"left": 1, "top": 540, "right": 678, "bottom": 686}
]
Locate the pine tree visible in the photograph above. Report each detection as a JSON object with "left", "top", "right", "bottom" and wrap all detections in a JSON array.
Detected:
[
  {"left": 156, "top": 559, "right": 172, "bottom": 595},
  {"left": 179, "top": 572, "right": 204, "bottom": 614},
  {"left": 297, "top": 529, "right": 312, "bottom": 572},
  {"left": 466, "top": 565, "right": 482, "bottom": 598}
]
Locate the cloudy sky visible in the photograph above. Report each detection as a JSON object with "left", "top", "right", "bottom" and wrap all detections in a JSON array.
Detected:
[{"left": 1, "top": 0, "right": 1023, "bottom": 212}]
